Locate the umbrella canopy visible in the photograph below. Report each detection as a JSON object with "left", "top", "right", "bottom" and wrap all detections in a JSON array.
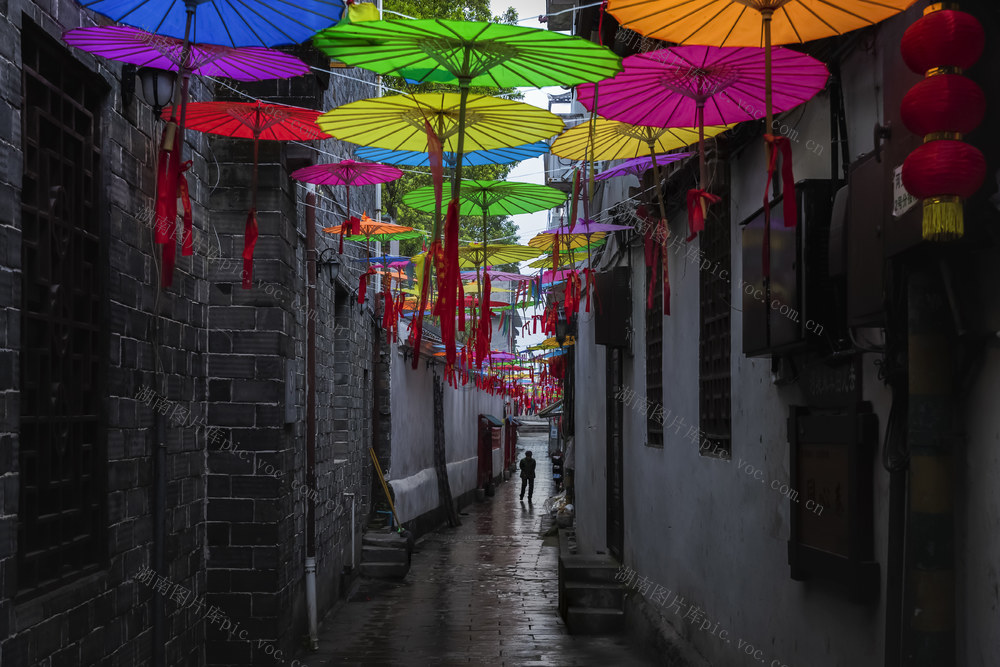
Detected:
[
  {"left": 63, "top": 26, "right": 310, "bottom": 80},
  {"left": 78, "top": 0, "right": 345, "bottom": 48},
  {"left": 459, "top": 270, "right": 533, "bottom": 282},
  {"left": 317, "top": 92, "right": 564, "bottom": 154},
  {"left": 164, "top": 99, "right": 329, "bottom": 288},
  {"left": 292, "top": 160, "right": 403, "bottom": 222},
  {"left": 528, "top": 233, "right": 606, "bottom": 252},
  {"left": 605, "top": 0, "right": 917, "bottom": 47},
  {"left": 578, "top": 47, "right": 828, "bottom": 129},
  {"left": 354, "top": 142, "right": 550, "bottom": 167},
  {"left": 551, "top": 117, "right": 725, "bottom": 162},
  {"left": 291, "top": 160, "right": 403, "bottom": 187},
  {"left": 594, "top": 154, "right": 692, "bottom": 181},
  {"left": 313, "top": 18, "right": 621, "bottom": 89},
  {"left": 402, "top": 180, "right": 566, "bottom": 218},
  {"left": 168, "top": 99, "right": 328, "bottom": 141},
  {"left": 314, "top": 18, "right": 619, "bottom": 199},
  {"left": 323, "top": 215, "right": 415, "bottom": 237},
  {"left": 527, "top": 248, "right": 590, "bottom": 269},
  {"left": 456, "top": 243, "right": 544, "bottom": 269}
]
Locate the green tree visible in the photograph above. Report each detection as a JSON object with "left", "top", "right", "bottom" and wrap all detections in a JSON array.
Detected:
[{"left": 370, "top": 0, "right": 524, "bottom": 258}]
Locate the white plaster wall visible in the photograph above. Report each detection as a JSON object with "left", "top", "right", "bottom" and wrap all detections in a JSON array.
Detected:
[
  {"left": 387, "top": 343, "right": 504, "bottom": 524},
  {"left": 572, "top": 304, "right": 608, "bottom": 553}
]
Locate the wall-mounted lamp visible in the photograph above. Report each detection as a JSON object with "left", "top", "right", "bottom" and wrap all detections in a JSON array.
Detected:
[
  {"left": 137, "top": 67, "right": 176, "bottom": 118},
  {"left": 317, "top": 247, "right": 341, "bottom": 285},
  {"left": 555, "top": 307, "right": 568, "bottom": 347}
]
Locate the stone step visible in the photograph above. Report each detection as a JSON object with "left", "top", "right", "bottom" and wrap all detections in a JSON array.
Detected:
[
  {"left": 360, "top": 561, "right": 410, "bottom": 580},
  {"left": 562, "top": 561, "right": 620, "bottom": 584},
  {"left": 362, "top": 532, "right": 408, "bottom": 549},
  {"left": 362, "top": 545, "right": 409, "bottom": 564},
  {"left": 565, "top": 606, "right": 625, "bottom": 635},
  {"left": 563, "top": 581, "right": 625, "bottom": 609}
]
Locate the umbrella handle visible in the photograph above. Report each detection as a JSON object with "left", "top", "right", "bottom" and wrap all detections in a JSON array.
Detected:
[{"left": 450, "top": 79, "right": 472, "bottom": 205}]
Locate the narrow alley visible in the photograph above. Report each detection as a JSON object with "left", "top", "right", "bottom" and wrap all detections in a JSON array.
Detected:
[{"left": 309, "top": 427, "right": 657, "bottom": 666}]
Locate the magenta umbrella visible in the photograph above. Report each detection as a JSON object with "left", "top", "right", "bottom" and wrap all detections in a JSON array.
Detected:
[
  {"left": 578, "top": 46, "right": 827, "bottom": 232},
  {"left": 63, "top": 26, "right": 309, "bottom": 81},
  {"left": 594, "top": 154, "right": 692, "bottom": 181},
  {"left": 291, "top": 160, "right": 404, "bottom": 221}
]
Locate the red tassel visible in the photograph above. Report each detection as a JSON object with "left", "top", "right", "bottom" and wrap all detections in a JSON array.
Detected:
[
  {"left": 358, "top": 267, "right": 372, "bottom": 304},
  {"left": 457, "top": 279, "right": 466, "bottom": 332},
  {"left": 763, "top": 135, "right": 796, "bottom": 279},
  {"left": 179, "top": 161, "right": 194, "bottom": 255},
  {"left": 155, "top": 120, "right": 180, "bottom": 246},
  {"left": 442, "top": 200, "right": 460, "bottom": 366},
  {"left": 242, "top": 209, "right": 257, "bottom": 289},
  {"left": 685, "top": 189, "right": 721, "bottom": 241},
  {"left": 425, "top": 120, "right": 444, "bottom": 217},
  {"left": 411, "top": 252, "right": 433, "bottom": 370}
]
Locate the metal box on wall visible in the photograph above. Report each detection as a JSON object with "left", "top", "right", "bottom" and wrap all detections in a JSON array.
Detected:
[
  {"left": 740, "top": 180, "right": 836, "bottom": 356},
  {"left": 594, "top": 267, "right": 631, "bottom": 348}
]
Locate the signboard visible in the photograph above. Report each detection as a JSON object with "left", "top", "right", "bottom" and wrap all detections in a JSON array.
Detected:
[{"left": 892, "top": 165, "right": 918, "bottom": 218}]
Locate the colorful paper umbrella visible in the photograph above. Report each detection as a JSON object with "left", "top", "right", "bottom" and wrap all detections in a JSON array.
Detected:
[
  {"left": 292, "top": 159, "right": 404, "bottom": 249},
  {"left": 78, "top": 0, "right": 345, "bottom": 48},
  {"left": 313, "top": 17, "right": 620, "bottom": 193},
  {"left": 318, "top": 93, "right": 564, "bottom": 155},
  {"left": 605, "top": 0, "right": 914, "bottom": 218},
  {"left": 543, "top": 221, "right": 634, "bottom": 235},
  {"left": 578, "top": 46, "right": 827, "bottom": 233},
  {"left": 528, "top": 232, "right": 606, "bottom": 252},
  {"left": 459, "top": 270, "right": 533, "bottom": 283},
  {"left": 403, "top": 180, "right": 567, "bottom": 220},
  {"left": 354, "top": 142, "right": 550, "bottom": 168},
  {"left": 553, "top": 118, "right": 725, "bottom": 223},
  {"left": 62, "top": 26, "right": 309, "bottom": 80},
  {"left": 594, "top": 154, "right": 693, "bottom": 181},
  {"left": 322, "top": 213, "right": 416, "bottom": 239},
  {"left": 163, "top": 99, "right": 329, "bottom": 288}
]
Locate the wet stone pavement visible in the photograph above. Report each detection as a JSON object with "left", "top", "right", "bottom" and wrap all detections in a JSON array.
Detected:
[{"left": 308, "top": 431, "right": 658, "bottom": 666}]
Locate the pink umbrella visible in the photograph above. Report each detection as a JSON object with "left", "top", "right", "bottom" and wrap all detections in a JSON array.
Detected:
[
  {"left": 63, "top": 26, "right": 309, "bottom": 81},
  {"left": 291, "top": 160, "right": 404, "bottom": 221},
  {"left": 578, "top": 45, "right": 827, "bottom": 235},
  {"left": 594, "top": 154, "right": 692, "bottom": 181}
]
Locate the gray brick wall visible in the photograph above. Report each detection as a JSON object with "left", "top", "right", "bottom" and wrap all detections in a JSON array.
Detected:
[{"left": 1, "top": 5, "right": 380, "bottom": 667}]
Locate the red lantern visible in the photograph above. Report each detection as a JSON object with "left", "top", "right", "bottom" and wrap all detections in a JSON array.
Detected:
[
  {"left": 901, "top": 140, "right": 986, "bottom": 200},
  {"left": 900, "top": 8, "right": 984, "bottom": 74},
  {"left": 900, "top": 74, "right": 985, "bottom": 136},
  {"left": 898, "top": 5, "right": 986, "bottom": 241}
]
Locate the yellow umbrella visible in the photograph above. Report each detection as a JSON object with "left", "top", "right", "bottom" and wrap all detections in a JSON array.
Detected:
[
  {"left": 552, "top": 118, "right": 726, "bottom": 221},
  {"left": 527, "top": 248, "right": 592, "bottom": 269},
  {"left": 552, "top": 117, "right": 726, "bottom": 162},
  {"left": 527, "top": 336, "right": 576, "bottom": 350},
  {"left": 457, "top": 243, "right": 544, "bottom": 269},
  {"left": 317, "top": 92, "right": 565, "bottom": 154},
  {"left": 528, "top": 232, "right": 606, "bottom": 252}
]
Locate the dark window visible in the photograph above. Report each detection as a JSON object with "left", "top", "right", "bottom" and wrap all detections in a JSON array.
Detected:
[
  {"left": 646, "top": 265, "right": 663, "bottom": 447},
  {"left": 699, "top": 204, "right": 732, "bottom": 457},
  {"left": 18, "top": 24, "right": 107, "bottom": 598}
]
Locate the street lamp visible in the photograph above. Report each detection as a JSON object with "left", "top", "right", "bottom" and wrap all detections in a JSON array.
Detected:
[
  {"left": 136, "top": 67, "right": 176, "bottom": 118},
  {"left": 317, "top": 247, "right": 341, "bottom": 285}
]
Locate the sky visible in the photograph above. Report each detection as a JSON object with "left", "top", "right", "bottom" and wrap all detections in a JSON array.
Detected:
[{"left": 489, "top": 0, "right": 572, "bottom": 353}]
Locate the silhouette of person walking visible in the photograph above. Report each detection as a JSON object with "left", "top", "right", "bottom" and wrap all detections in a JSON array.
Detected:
[{"left": 519, "top": 451, "right": 536, "bottom": 502}]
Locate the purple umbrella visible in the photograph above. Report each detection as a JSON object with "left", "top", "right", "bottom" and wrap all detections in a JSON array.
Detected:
[
  {"left": 594, "top": 154, "right": 693, "bottom": 181},
  {"left": 63, "top": 26, "right": 309, "bottom": 81}
]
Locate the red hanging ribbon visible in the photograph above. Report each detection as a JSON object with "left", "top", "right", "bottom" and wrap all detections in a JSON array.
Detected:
[
  {"left": 154, "top": 120, "right": 180, "bottom": 247},
  {"left": 685, "top": 189, "right": 721, "bottom": 241},
  {"left": 242, "top": 209, "right": 257, "bottom": 289},
  {"left": 425, "top": 120, "right": 444, "bottom": 219},
  {"left": 358, "top": 266, "right": 375, "bottom": 304},
  {"left": 179, "top": 161, "right": 194, "bottom": 255},
  {"left": 763, "top": 134, "right": 796, "bottom": 279},
  {"left": 457, "top": 279, "right": 466, "bottom": 332}
]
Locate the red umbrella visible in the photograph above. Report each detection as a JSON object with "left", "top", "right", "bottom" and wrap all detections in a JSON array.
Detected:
[{"left": 164, "top": 100, "right": 329, "bottom": 287}]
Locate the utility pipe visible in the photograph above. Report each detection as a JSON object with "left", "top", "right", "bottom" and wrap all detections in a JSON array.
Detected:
[
  {"left": 343, "top": 492, "right": 356, "bottom": 569},
  {"left": 305, "top": 191, "right": 319, "bottom": 651}
]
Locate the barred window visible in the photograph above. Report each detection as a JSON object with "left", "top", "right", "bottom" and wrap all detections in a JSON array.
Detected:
[
  {"left": 646, "top": 265, "right": 663, "bottom": 447},
  {"left": 18, "top": 24, "right": 107, "bottom": 597},
  {"left": 699, "top": 205, "right": 732, "bottom": 457}
]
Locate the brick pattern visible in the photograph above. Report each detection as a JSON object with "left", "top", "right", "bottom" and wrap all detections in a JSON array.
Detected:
[{"left": 0, "top": 5, "right": 381, "bottom": 667}]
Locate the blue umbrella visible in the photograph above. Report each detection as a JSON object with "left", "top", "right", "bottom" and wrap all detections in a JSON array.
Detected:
[
  {"left": 77, "top": 0, "right": 345, "bottom": 48},
  {"left": 354, "top": 142, "right": 550, "bottom": 168}
]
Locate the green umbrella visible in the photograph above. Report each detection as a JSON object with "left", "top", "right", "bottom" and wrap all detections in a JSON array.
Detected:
[
  {"left": 313, "top": 18, "right": 621, "bottom": 200},
  {"left": 402, "top": 179, "right": 566, "bottom": 219}
]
